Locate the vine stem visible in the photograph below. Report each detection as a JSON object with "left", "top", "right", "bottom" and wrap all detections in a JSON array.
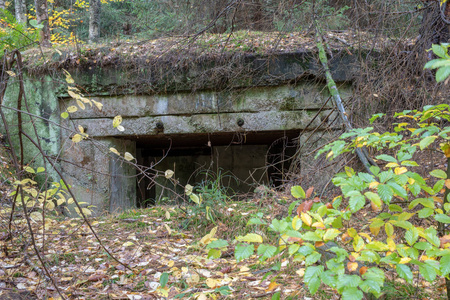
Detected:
[{"left": 313, "top": 18, "right": 376, "bottom": 174}]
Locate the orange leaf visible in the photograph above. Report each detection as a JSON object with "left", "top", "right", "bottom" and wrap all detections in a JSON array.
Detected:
[
  {"left": 287, "top": 237, "right": 304, "bottom": 244},
  {"left": 315, "top": 241, "right": 325, "bottom": 248},
  {"left": 446, "top": 179, "right": 450, "bottom": 189},
  {"left": 297, "top": 200, "right": 314, "bottom": 215},
  {"left": 341, "top": 233, "right": 352, "bottom": 243},
  {"left": 371, "top": 201, "right": 382, "bottom": 212},
  {"left": 305, "top": 187, "right": 314, "bottom": 198},
  {"left": 265, "top": 281, "right": 279, "bottom": 292},
  {"left": 347, "top": 262, "right": 358, "bottom": 272},
  {"left": 326, "top": 202, "right": 333, "bottom": 209},
  {"left": 348, "top": 255, "right": 356, "bottom": 262},
  {"left": 359, "top": 266, "right": 368, "bottom": 275}
]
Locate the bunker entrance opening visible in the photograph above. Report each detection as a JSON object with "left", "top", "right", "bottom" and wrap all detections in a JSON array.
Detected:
[{"left": 135, "top": 130, "right": 299, "bottom": 207}]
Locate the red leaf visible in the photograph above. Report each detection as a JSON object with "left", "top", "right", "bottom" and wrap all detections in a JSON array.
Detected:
[
  {"left": 297, "top": 200, "right": 314, "bottom": 215},
  {"left": 305, "top": 187, "right": 314, "bottom": 198}
]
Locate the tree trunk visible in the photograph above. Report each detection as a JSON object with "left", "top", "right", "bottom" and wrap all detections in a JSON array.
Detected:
[
  {"left": 0, "top": 0, "right": 6, "bottom": 11},
  {"left": 34, "top": 0, "right": 51, "bottom": 47},
  {"left": 89, "top": 0, "right": 101, "bottom": 43},
  {"left": 14, "top": 0, "right": 26, "bottom": 23}
]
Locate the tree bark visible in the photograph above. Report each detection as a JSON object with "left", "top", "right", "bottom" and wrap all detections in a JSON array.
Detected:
[
  {"left": 0, "top": 0, "right": 6, "bottom": 11},
  {"left": 34, "top": 0, "right": 51, "bottom": 47},
  {"left": 14, "top": 0, "right": 26, "bottom": 23},
  {"left": 89, "top": 0, "right": 101, "bottom": 43}
]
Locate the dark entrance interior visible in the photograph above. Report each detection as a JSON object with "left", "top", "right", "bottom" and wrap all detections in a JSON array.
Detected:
[{"left": 135, "top": 130, "right": 299, "bottom": 207}]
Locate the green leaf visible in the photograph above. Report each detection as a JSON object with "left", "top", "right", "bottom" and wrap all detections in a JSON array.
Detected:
[
  {"left": 302, "top": 231, "right": 322, "bottom": 242},
  {"left": 432, "top": 44, "right": 447, "bottom": 58},
  {"left": 308, "top": 277, "right": 321, "bottom": 295},
  {"left": 271, "top": 292, "right": 281, "bottom": 300},
  {"left": 419, "top": 263, "right": 437, "bottom": 282},
  {"left": 291, "top": 186, "right": 305, "bottom": 199},
  {"left": 29, "top": 19, "right": 44, "bottom": 29},
  {"left": 349, "top": 194, "right": 365, "bottom": 212},
  {"left": 386, "top": 182, "right": 407, "bottom": 199},
  {"left": 401, "top": 160, "right": 419, "bottom": 166},
  {"left": 424, "top": 228, "right": 440, "bottom": 247},
  {"left": 160, "top": 272, "right": 169, "bottom": 288},
  {"left": 414, "top": 242, "right": 432, "bottom": 251},
  {"left": 365, "top": 192, "right": 381, "bottom": 208},
  {"left": 441, "top": 254, "right": 450, "bottom": 276},
  {"left": 405, "top": 227, "right": 419, "bottom": 246},
  {"left": 419, "top": 136, "right": 437, "bottom": 150},
  {"left": 430, "top": 169, "right": 447, "bottom": 179},
  {"left": 418, "top": 207, "right": 434, "bottom": 218},
  {"left": 288, "top": 244, "right": 300, "bottom": 256},
  {"left": 61, "top": 112, "right": 69, "bottom": 119},
  {"left": 305, "top": 252, "right": 322, "bottom": 266},
  {"left": 396, "top": 264, "right": 413, "bottom": 283},
  {"left": 377, "top": 184, "right": 393, "bottom": 204},
  {"left": 435, "top": 214, "right": 450, "bottom": 223},
  {"left": 257, "top": 244, "right": 277, "bottom": 262},
  {"left": 342, "top": 287, "right": 363, "bottom": 300},
  {"left": 247, "top": 218, "right": 266, "bottom": 226},
  {"left": 337, "top": 274, "right": 362, "bottom": 290},
  {"left": 206, "top": 239, "right": 229, "bottom": 249},
  {"left": 236, "top": 233, "right": 263, "bottom": 243},
  {"left": 436, "top": 67, "right": 450, "bottom": 83},
  {"left": 376, "top": 154, "right": 397, "bottom": 163},
  {"left": 235, "top": 243, "right": 254, "bottom": 262},
  {"left": 366, "top": 241, "right": 389, "bottom": 251},
  {"left": 207, "top": 248, "right": 221, "bottom": 259}
]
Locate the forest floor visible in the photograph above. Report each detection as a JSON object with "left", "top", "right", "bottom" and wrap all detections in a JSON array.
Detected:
[{"left": 0, "top": 195, "right": 447, "bottom": 300}]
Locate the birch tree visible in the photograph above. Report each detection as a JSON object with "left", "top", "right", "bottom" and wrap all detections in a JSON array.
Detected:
[
  {"left": 14, "top": 0, "right": 26, "bottom": 23},
  {"left": 34, "top": 0, "right": 51, "bottom": 47},
  {"left": 89, "top": 0, "right": 101, "bottom": 43}
]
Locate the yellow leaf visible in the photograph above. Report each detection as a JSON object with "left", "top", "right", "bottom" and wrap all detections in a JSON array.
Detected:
[
  {"left": 385, "top": 162, "right": 399, "bottom": 168},
  {"left": 165, "top": 169, "right": 174, "bottom": 179},
  {"left": 165, "top": 210, "right": 170, "bottom": 220},
  {"left": 25, "top": 166, "right": 35, "bottom": 173},
  {"left": 72, "top": 134, "right": 83, "bottom": 143},
  {"left": 236, "top": 233, "right": 263, "bottom": 243},
  {"left": 385, "top": 223, "right": 394, "bottom": 237},
  {"left": 30, "top": 211, "right": 42, "bottom": 222},
  {"left": 68, "top": 90, "right": 80, "bottom": 99},
  {"left": 109, "top": 147, "right": 120, "bottom": 156},
  {"left": 296, "top": 268, "right": 305, "bottom": 277},
  {"left": 312, "top": 222, "right": 326, "bottom": 229},
  {"left": 123, "top": 241, "right": 134, "bottom": 247},
  {"left": 206, "top": 278, "right": 221, "bottom": 289},
  {"left": 387, "top": 238, "right": 396, "bottom": 251},
  {"left": 6, "top": 70, "right": 16, "bottom": 77},
  {"left": 63, "top": 69, "right": 74, "bottom": 84},
  {"left": 394, "top": 167, "right": 408, "bottom": 175},
  {"left": 265, "top": 281, "right": 279, "bottom": 292},
  {"left": 399, "top": 257, "right": 411, "bottom": 264},
  {"left": 347, "top": 262, "right": 358, "bottom": 272},
  {"left": 164, "top": 223, "right": 172, "bottom": 235},
  {"left": 124, "top": 152, "right": 135, "bottom": 161},
  {"left": 367, "top": 180, "right": 379, "bottom": 189},
  {"left": 67, "top": 106, "right": 78, "bottom": 113},
  {"left": 116, "top": 125, "right": 125, "bottom": 132},
  {"left": 370, "top": 226, "right": 381, "bottom": 236},
  {"left": 91, "top": 100, "right": 103, "bottom": 111},
  {"left": 113, "top": 115, "right": 122, "bottom": 128},
  {"left": 292, "top": 215, "right": 302, "bottom": 230},
  {"left": 185, "top": 184, "right": 193, "bottom": 196},
  {"left": 78, "top": 125, "right": 84, "bottom": 133},
  {"left": 76, "top": 99, "right": 85, "bottom": 110},
  {"left": 301, "top": 212, "right": 312, "bottom": 227}
]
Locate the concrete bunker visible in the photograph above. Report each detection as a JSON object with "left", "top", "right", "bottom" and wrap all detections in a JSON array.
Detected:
[
  {"left": 134, "top": 130, "right": 299, "bottom": 206},
  {"left": 2, "top": 49, "right": 358, "bottom": 214}
]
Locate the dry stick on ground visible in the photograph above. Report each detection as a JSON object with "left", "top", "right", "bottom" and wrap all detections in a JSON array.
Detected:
[{"left": 313, "top": 19, "right": 376, "bottom": 174}]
